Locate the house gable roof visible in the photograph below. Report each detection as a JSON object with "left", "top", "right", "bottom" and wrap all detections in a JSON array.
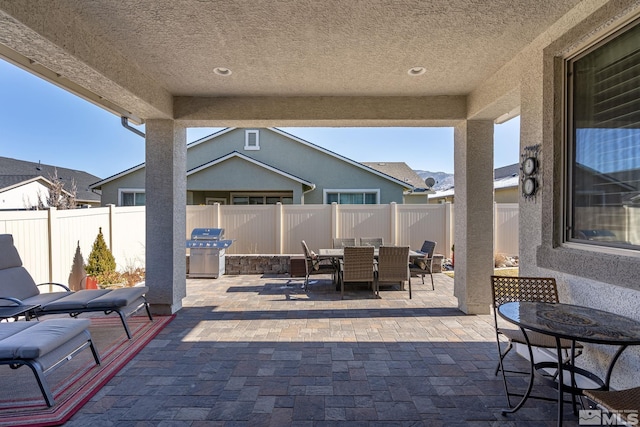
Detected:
[
  {"left": 0, "top": 175, "right": 73, "bottom": 197},
  {"left": 0, "top": 156, "right": 101, "bottom": 203},
  {"left": 91, "top": 127, "right": 414, "bottom": 191},
  {"left": 89, "top": 163, "right": 145, "bottom": 190},
  {"left": 188, "top": 151, "right": 315, "bottom": 188}
]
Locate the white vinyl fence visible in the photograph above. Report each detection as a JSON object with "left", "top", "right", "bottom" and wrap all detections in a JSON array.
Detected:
[{"left": 0, "top": 202, "right": 518, "bottom": 285}]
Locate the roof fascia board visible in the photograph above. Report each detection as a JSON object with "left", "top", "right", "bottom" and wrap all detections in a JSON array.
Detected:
[
  {"left": 0, "top": 176, "right": 72, "bottom": 197},
  {"left": 89, "top": 163, "right": 145, "bottom": 190}
]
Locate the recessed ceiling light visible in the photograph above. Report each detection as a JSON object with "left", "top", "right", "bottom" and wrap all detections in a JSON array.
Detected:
[
  {"left": 408, "top": 67, "right": 426, "bottom": 76},
  {"left": 213, "top": 67, "right": 232, "bottom": 76}
]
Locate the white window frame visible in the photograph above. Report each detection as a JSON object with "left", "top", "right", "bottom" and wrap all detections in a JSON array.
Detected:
[
  {"left": 323, "top": 189, "right": 380, "bottom": 204},
  {"left": 244, "top": 130, "right": 260, "bottom": 151},
  {"left": 230, "top": 192, "right": 292, "bottom": 205},
  {"left": 118, "top": 188, "right": 146, "bottom": 206}
]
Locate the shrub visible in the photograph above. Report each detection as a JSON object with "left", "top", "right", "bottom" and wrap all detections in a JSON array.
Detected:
[{"left": 85, "top": 228, "right": 117, "bottom": 284}]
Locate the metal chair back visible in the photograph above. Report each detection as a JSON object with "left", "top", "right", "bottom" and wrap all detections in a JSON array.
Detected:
[
  {"left": 419, "top": 240, "right": 436, "bottom": 257},
  {"left": 409, "top": 240, "right": 436, "bottom": 290},
  {"left": 491, "top": 276, "right": 559, "bottom": 308}
]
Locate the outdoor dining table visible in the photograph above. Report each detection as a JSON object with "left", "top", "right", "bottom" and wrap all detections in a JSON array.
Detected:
[
  {"left": 498, "top": 301, "right": 640, "bottom": 427},
  {"left": 317, "top": 248, "right": 423, "bottom": 259}
]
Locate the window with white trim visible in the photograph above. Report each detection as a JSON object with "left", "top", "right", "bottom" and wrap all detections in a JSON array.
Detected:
[
  {"left": 324, "top": 190, "right": 379, "bottom": 204},
  {"left": 565, "top": 19, "right": 640, "bottom": 250},
  {"left": 231, "top": 193, "right": 292, "bottom": 205},
  {"left": 119, "top": 189, "right": 146, "bottom": 206},
  {"left": 244, "top": 130, "right": 260, "bottom": 150}
]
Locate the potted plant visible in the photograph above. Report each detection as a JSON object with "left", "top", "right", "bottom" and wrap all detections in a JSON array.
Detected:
[{"left": 85, "top": 228, "right": 118, "bottom": 289}]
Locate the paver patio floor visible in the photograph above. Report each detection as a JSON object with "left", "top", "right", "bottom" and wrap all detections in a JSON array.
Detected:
[{"left": 66, "top": 273, "right": 582, "bottom": 426}]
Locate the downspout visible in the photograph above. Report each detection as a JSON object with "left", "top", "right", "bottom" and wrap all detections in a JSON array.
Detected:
[
  {"left": 121, "top": 116, "right": 145, "bottom": 138},
  {"left": 302, "top": 184, "right": 316, "bottom": 205}
]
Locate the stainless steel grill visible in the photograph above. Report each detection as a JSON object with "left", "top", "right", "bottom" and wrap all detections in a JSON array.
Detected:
[{"left": 186, "top": 228, "right": 233, "bottom": 278}]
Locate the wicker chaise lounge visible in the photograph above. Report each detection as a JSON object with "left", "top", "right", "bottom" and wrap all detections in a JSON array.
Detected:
[{"left": 0, "top": 234, "right": 152, "bottom": 339}]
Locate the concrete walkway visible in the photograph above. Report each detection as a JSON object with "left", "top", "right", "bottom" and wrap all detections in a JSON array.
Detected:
[{"left": 66, "top": 273, "right": 581, "bottom": 426}]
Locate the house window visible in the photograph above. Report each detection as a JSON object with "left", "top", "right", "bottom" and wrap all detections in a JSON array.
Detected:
[
  {"left": 565, "top": 20, "right": 640, "bottom": 250},
  {"left": 244, "top": 130, "right": 260, "bottom": 150},
  {"left": 231, "top": 193, "right": 292, "bottom": 205},
  {"left": 119, "top": 189, "right": 146, "bottom": 206},
  {"left": 324, "top": 190, "right": 379, "bottom": 204}
]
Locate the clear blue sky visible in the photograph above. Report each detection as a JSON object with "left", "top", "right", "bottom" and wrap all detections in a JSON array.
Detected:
[{"left": 0, "top": 59, "right": 520, "bottom": 179}]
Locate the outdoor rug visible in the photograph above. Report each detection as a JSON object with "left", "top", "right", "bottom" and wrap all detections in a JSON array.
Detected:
[{"left": 0, "top": 314, "right": 173, "bottom": 427}]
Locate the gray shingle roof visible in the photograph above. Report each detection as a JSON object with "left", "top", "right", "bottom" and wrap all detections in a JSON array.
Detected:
[
  {"left": 0, "top": 156, "right": 101, "bottom": 203},
  {"left": 361, "top": 162, "right": 425, "bottom": 188},
  {"left": 494, "top": 163, "right": 520, "bottom": 180}
]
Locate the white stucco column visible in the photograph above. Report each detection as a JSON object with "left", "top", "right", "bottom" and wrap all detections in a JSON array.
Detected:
[
  {"left": 453, "top": 120, "right": 494, "bottom": 314},
  {"left": 145, "top": 120, "right": 187, "bottom": 315}
]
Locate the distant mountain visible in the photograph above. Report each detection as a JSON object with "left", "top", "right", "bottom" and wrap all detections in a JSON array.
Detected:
[{"left": 414, "top": 170, "right": 454, "bottom": 191}]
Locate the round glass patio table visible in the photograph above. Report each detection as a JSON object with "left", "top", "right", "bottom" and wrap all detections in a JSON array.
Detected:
[{"left": 498, "top": 301, "right": 640, "bottom": 427}]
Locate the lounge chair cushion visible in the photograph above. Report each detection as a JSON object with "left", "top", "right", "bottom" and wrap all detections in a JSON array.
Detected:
[
  {"left": 0, "top": 266, "right": 40, "bottom": 301},
  {"left": 86, "top": 287, "right": 148, "bottom": 308},
  {"left": 21, "top": 292, "right": 72, "bottom": 307},
  {"left": 0, "top": 318, "right": 91, "bottom": 360},
  {"left": 39, "top": 289, "right": 111, "bottom": 311},
  {"left": 412, "top": 258, "right": 427, "bottom": 270},
  {"left": 0, "top": 235, "right": 23, "bottom": 270}
]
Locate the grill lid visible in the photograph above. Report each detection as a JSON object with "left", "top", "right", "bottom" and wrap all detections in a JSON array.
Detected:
[
  {"left": 187, "top": 228, "right": 233, "bottom": 248},
  {"left": 190, "top": 228, "right": 224, "bottom": 240}
]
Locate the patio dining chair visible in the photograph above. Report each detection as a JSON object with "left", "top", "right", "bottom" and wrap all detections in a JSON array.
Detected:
[
  {"left": 376, "top": 245, "right": 411, "bottom": 298},
  {"left": 332, "top": 237, "right": 356, "bottom": 248},
  {"left": 491, "top": 275, "right": 583, "bottom": 410},
  {"left": 301, "top": 240, "right": 335, "bottom": 291},
  {"left": 339, "top": 246, "right": 375, "bottom": 299},
  {"left": 358, "top": 237, "right": 383, "bottom": 248},
  {"left": 409, "top": 240, "right": 436, "bottom": 291}
]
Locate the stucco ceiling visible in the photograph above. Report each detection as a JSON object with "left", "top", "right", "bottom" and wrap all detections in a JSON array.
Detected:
[
  {"left": 0, "top": 0, "right": 585, "bottom": 123},
  {"left": 62, "top": 0, "right": 580, "bottom": 97}
]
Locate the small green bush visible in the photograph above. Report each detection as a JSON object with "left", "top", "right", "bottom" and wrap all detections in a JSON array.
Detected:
[{"left": 85, "top": 228, "right": 117, "bottom": 284}]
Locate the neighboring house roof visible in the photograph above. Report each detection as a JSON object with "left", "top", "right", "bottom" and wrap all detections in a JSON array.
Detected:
[
  {"left": 428, "top": 163, "right": 520, "bottom": 199},
  {"left": 0, "top": 175, "right": 71, "bottom": 196},
  {"left": 362, "top": 162, "right": 426, "bottom": 189},
  {"left": 188, "top": 151, "right": 315, "bottom": 188},
  {"left": 91, "top": 127, "right": 414, "bottom": 191},
  {"left": 494, "top": 163, "right": 520, "bottom": 190},
  {"left": 494, "top": 163, "right": 520, "bottom": 180},
  {"left": 0, "top": 156, "right": 101, "bottom": 203}
]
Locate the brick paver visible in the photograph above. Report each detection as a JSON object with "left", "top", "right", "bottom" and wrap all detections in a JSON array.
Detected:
[{"left": 67, "top": 273, "right": 581, "bottom": 426}]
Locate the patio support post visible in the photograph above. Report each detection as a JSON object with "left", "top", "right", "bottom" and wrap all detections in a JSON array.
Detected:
[
  {"left": 453, "top": 120, "right": 494, "bottom": 314},
  {"left": 144, "top": 119, "right": 187, "bottom": 315}
]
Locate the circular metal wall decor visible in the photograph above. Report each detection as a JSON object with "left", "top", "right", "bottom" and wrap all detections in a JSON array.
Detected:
[{"left": 521, "top": 145, "right": 540, "bottom": 199}]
